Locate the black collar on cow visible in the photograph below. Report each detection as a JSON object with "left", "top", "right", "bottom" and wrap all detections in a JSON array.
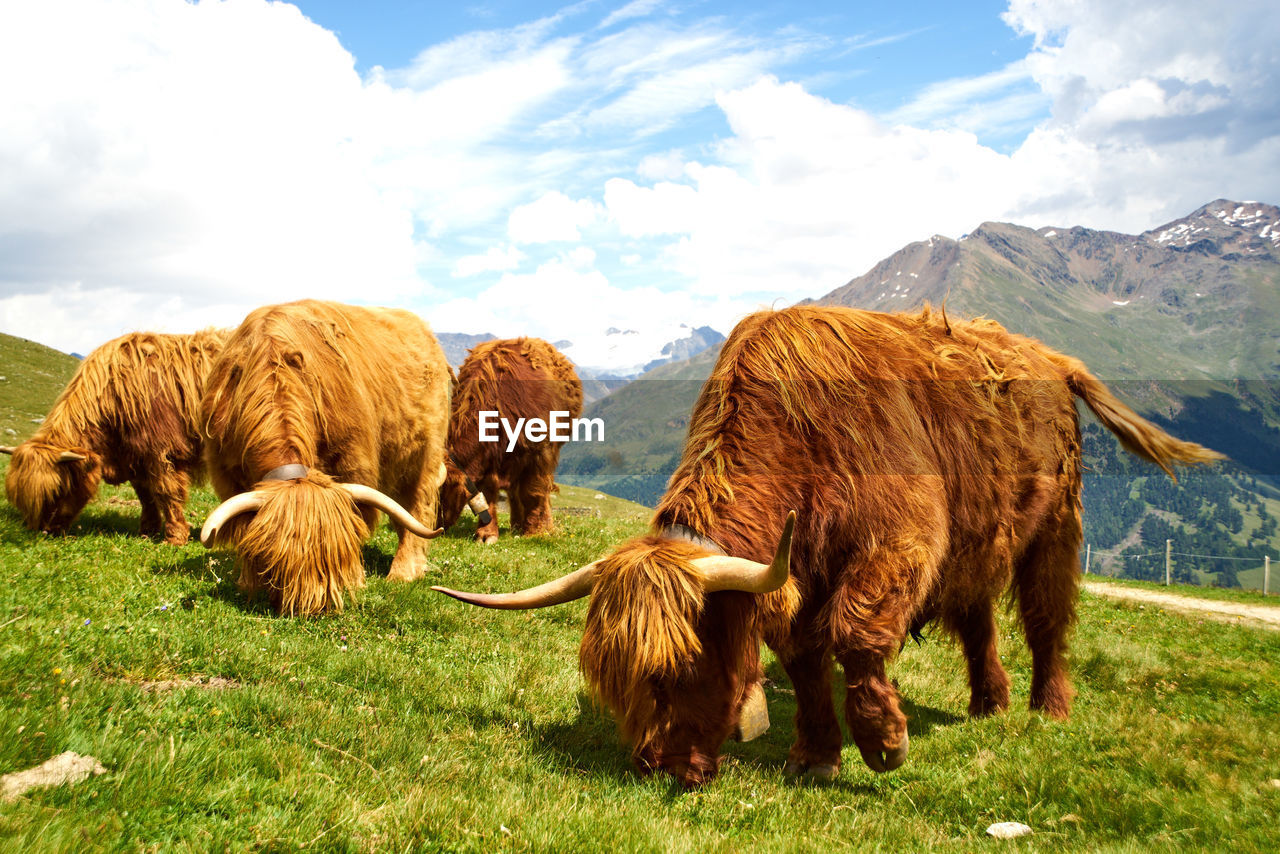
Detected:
[
  {"left": 657, "top": 523, "right": 726, "bottom": 556},
  {"left": 261, "top": 464, "right": 309, "bottom": 482}
]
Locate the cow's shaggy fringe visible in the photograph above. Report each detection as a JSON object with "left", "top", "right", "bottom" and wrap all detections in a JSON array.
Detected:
[
  {"left": 222, "top": 472, "right": 370, "bottom": 616},
  {"left": 579, "top": 533, "right": 801, "bottom": 757},
  {"left": 580, "top": 537, "right": 707, "bottom": 749},
  {"left": 440, "top": 337, "right": 582, "bottom": 539},
  {"left": 5, "top": 329, "right": 227, "bottom": 542},
  {"left": 203, "top": 300, "right": 451, "bottom": 616}
]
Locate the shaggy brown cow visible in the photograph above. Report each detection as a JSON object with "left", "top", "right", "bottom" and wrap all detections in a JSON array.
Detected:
[
  {"left": 3, "top": 329, "right": 227, "bottom": 544},
  {"left": 437, "top": 337, "right": 583, "bottom": 543},
  {"left": 199, "top": 300, "right": 450, "bottom": 616},
  {"left": 435, "top": 305, "right": 1223, "bottom": 787}
]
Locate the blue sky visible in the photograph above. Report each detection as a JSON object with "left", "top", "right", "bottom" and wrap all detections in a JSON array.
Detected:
[{"left": 1, "top": 0, "right": 1277, "bottom": 370}]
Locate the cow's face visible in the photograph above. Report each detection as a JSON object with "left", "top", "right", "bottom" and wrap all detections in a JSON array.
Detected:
[
  {"left": 578, "top": 539, "right": 764, "bottom": 787},
  {"left": 3, "top": 442, "right": 101, "bottom": 535},
  {"left": 205, "top": 474, "right": 372, "bottom": 616},
  {"left": 436, "top": 463, "right": 470, "bottom": 530}
]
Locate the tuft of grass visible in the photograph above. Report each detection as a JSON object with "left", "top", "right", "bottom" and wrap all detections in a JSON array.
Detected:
[{"left": 2, "top": 463, "right": 1279, "bottom": 850}]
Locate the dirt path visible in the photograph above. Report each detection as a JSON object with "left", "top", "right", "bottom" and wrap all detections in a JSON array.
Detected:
[{"left": 1083, "top": 581, "right": 1280, "bottom": 630}]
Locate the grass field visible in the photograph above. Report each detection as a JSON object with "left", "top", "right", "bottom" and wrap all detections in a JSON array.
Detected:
[{"left": 2, "top": 468, "right": 1279, "bottom": 852}]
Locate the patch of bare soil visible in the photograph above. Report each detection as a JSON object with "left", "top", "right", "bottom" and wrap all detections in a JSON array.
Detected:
[
  {"left": 1083, "top": 582, "right": 1280, "bottom": 630},
  {"left": 136, "top": 675, "right": 239, "bottom": 692},
  {"left": 2, "top": 751, "right": 107, "bottom": 802}
]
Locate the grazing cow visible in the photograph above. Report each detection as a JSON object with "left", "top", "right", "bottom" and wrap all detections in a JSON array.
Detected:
[
  {"left": 437, "top": 337, "right": 583, "bottom": 543},
  {"left": 435, "top": 305, "right": 1223, "bottom": 787},
  {"left": 3, "top": 329, "right": 228, "bottom": 544},
  {"left": 199, "top": 300, "right": 450, "bottom": 616}
]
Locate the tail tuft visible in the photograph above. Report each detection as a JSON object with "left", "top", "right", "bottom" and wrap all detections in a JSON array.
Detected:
[{"left": 1065, "top": 366, "right": 1225, "bottom": 479}]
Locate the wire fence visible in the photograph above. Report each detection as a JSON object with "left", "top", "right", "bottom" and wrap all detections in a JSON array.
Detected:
[{"left": 1082, "top": 543, "right": 1273, "bottom": 595}]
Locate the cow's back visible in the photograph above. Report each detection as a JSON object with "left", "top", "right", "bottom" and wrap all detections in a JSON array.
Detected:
[
  {"left": 203, "top": 300, "right": 450, "bottom": 497},
  {"left": 657, "top": 305, "right": 1082, "bottom": 582}
]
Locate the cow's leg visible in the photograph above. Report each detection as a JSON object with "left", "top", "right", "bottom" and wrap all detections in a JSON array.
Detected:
[
  {"left": 1014, "top": 520, "right": 1080, "bottom": 719},
  {"left": 135, "top": 472, "right": 192, "bottom": 545},
  {"left": 828, "top": 551, "right": 924, "bottom": 774},
  {"left": 507, "top": 479, "right": 527, "bottom": 533},
  {"left": 157, "top": 470, "right": 193, "bottom": 546},
  {"left": 388, "top": 463, "right": 441, "bottom": 583},
  {"left": 777, "top": 643, "right": 842, "bottom": 779},
  {"left": 134, "top": 481, "right": 162, "bottom": 539},
  {"left": 944, "top": 600, "right": 1010, "bottom": 717},
  {"left": 512, "top": 464, "right": 555, "bottom": 536},
  {"left": 474, "top": 476, "right": 501, "bottom": 545},
  {"left": 837, "top": 646, "right": 909, "bottom": 774}
]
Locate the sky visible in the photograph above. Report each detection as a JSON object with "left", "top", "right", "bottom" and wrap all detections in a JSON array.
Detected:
[{"left": 1, "top": 0, "right": 1278, "bottom": 371}]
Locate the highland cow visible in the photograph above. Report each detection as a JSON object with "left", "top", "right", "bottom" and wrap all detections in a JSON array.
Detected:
[
  {"left": 3, "top": 329, "right": 228, "bottom": 544},
  {"left": 437, "top": 337, "right": 583, "bottom": 543},
  {"left": 199, "top": 300, "right": 450, "bottom": 616},
  {"left": 435, "top": 305, "right": 1223, "bottom": 786}
]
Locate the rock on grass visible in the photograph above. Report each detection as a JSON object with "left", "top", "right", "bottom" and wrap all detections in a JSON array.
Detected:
[{"left": 2, "top": 751, "right": 107, "bottom": 802}]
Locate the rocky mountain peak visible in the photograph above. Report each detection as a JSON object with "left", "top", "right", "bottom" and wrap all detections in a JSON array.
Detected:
[{"left": 1142, "top": 199, "right": 1280, "bottom": 256}]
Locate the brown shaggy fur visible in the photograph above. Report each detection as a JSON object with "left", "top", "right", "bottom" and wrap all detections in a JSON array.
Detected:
[
  {"left": 202, "top": 300, "right": 450, "bottom": 616},
  {"left": 577, "top": 305, "right": 1222, "bottom": 786},
  {"left": 438, "top": 337, "right": 582, "bottom": 542},
  {"left": 4, "top": 329, "right": 227, "bottom": 544}
]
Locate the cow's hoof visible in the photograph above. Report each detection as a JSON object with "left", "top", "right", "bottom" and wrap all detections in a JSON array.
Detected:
[
  {"left": 783, "top": 759, "right": 839, "bottom": 781},
  {"left": 478, "top": 535, "right": 499, "bottom": 545},
  {"left": 858, "top": 732, "right": 909, "bottom": 773}
]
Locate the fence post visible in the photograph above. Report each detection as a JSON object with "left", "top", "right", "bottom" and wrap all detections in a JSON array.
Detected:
[
  {"left": 1266, "top": 555, "right": 1271, "bottom": 597},
  {"left": 1085, "top": 543, "right": 1091, "bottom": 575},
  {"left": 1165, "top": 539, "right": 1172, "bottom": 586}
]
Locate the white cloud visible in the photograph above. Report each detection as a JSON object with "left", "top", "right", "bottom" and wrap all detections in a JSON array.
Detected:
[
  {"left": 600, "top": 0, "right": 666, "bottom": 31},
  {"left": 452, "top": 245, "right": 527, "bottom": 277},
  {"left": 1004, "top": 0, "right": 1278, "bottom": 150},
  {"left": 427, "top": 253, "right": 744, "bottom": 371},
  {"left": 0, "top": 0, "right": 417, "bottom": 329},
  {"left": 602, "top": 77, "right": 1017, "bottom": 300},
  {"left": 508, "top": 191, "right": 602, "bottom": 243}
]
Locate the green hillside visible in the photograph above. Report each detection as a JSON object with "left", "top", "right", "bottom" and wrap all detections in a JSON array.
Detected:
[
  {"left": 561, "top": 346, "right": 720, "bottom": 506},
  {"left": 0, "top": 332, "right": 79, "bottom": 444}
]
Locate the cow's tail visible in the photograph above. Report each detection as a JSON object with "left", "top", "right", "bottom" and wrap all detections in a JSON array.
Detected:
[{"left": 1063, "top": 360, "right": 1225, "bottom": 479}]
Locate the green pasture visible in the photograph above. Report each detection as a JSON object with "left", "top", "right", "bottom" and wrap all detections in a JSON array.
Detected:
[{"left": 1, "top": 470, "right": 1279, "bottom": 852}]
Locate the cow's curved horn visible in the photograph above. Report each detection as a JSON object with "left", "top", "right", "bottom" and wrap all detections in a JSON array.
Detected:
[
  {"left": 340, "top": 483, "right": 443, "bottom": 539},
  {"left": 0, "top": 445, "right": 15, "bottom": 455},
  {"left": 432, "top": 561, "right": 599, "bottom": 610},
  {"left": 201, "top": 491, "right": 267, "bottom": 545},
  {"left": 57, "top": 450, "right": 88, "bottom": 463},
  {"left": 691, "top": 511, "right": 795, "bottom": 594}
]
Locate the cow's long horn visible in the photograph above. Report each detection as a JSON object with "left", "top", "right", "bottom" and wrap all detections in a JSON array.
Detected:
[
  {"left": 201, "top": 491, "right": 267, "bottom": 545},
  {"left": 0, "top": 445, "right": 15, "bottom": 455},
  {"left": 340, "top": 483, "right": 443, "bottom": 539},
  {"left": 432, "top": 561, "right": 599, "bottom": 610},
  {"left": 691, "top": 511, "right": 795, "bottom": 593},
  {"left": 57, "top": 450, "right": 88, "bottom": 463}
]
